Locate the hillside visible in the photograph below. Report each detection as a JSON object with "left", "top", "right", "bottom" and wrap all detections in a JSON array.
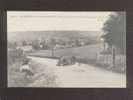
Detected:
[{"left": 8, "top": 30, "right": 101, "bottom": 42}]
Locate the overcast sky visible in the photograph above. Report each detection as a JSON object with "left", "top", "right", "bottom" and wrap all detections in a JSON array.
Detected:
[{"left": 7, "top": 11, "right": 112, "bottom": 33}]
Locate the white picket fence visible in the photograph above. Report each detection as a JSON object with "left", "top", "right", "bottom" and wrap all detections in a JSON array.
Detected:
[{"left": 96, "top": 52, "right": 126, "bottom": 68}]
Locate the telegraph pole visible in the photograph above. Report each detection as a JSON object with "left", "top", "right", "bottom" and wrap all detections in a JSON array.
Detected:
[
  {"left": 51, "top": 47, "right": 55, "bottom": 57},
  {"left": 112, "top": 47, "right": 116, "bottom": 67}
]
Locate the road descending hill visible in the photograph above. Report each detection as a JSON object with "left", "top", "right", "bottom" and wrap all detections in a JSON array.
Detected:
[{"left": 28, "top": 56, "right": 126, "bottom": 88}]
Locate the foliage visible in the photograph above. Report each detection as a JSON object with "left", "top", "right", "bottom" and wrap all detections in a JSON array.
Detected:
[
  {"left": 8, "top": 41, "right": 18, "bottom": 49},
  {"left": 31, "top": 40, "right": 40, "bottom": 50},
  {"left": 75, "top": 39, "right": 81, "bottom": 47},
  {"left": 8, "top": 48, "right": 26, "bottom": 65},
  {"left": 49, "top": 38, "right": 56, "bottom": 48},
  {"left": 22, "top": 40, "right": 28, "bottom": 46},
  {"left": 102, "top": 12, "right": 126, "bottom": 54}
]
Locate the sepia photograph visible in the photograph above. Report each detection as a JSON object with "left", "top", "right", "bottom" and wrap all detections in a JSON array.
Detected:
[{"left": 7, "top": 11, "right": 126, "bottom": 88}]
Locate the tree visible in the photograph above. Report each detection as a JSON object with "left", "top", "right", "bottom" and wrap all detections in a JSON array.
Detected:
[
  {"left": 75, "top": 39, "right": 81, "bottom": 47},
  {"left": 22, "top": 40, "right": 27, "bottom": 46},
  {"left": 102, "top": 12, "right": 126, "bottom": 54},
  {"left": 31, "top": 40, "right": 40, "bottom": 50}
]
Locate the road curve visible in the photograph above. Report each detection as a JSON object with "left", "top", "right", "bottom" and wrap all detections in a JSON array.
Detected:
[{"left": 28, "top": 56, "right": 126, "bottom": 88}]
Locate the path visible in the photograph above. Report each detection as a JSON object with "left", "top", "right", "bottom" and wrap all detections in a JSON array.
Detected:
[{"left": 28, "top": 56, "right": 126, "bottom": 88}]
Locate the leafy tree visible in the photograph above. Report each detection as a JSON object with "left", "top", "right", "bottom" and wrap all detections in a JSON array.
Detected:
[
  {"left": 22, "top": 40, "right": 27, "bottom": 46},
  {"left": 31, "top": 40, "right": 40, "bottom": 50},
  {"left": 102, "top": 12, "right": 126, "bottom": 54},
  {"left": 75, "top": 39, "right": 81, "bottom": 47},
  {"left": 50, "top": 38, "right": 56, "bottom": 46}
]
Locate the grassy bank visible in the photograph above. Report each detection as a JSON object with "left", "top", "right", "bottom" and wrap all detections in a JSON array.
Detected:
[{"left": 8, "top": 48, "right": 58, "bottom": 87}]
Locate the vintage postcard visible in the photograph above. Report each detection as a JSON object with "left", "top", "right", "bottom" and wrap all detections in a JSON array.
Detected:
[{"left": 7, "top": 11, "right": 126, "bottom": 88}]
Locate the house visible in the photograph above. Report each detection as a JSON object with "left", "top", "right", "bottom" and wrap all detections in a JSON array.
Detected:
[
  {"left": 54, "top": 44, "right": 65, "bottom": 49},
  {"left": 20, "top": 45, "right": 33, "bottom": 52}
]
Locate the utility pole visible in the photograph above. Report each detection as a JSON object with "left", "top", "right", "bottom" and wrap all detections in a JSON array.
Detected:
[
  {"left": 103, "top": 42, "right": 106, "bottom": 51},
  {"left": 112, "top": 47, "right": 116, "bottom": 67},
  {"left": 51, "top": 47, "right": 54, "bottom": 57}
]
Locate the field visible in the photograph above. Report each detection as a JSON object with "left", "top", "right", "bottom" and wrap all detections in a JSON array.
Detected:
[{"left": 28, "top": 44, "right": 102, "bottom": 60}]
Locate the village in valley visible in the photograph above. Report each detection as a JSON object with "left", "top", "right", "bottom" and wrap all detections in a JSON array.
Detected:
[{"left": 10, "top": 34, "right": 95, "bottom": 52}]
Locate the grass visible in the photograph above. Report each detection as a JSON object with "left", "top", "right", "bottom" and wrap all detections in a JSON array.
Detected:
[
  {"left": 27, "top": 60, "right": 59, "bottom": 87},
  {"left": 28, "top": 44, "right": 102, "bottom": 59},
  {"left": 8, "top": 62, "right": 33, "bottom": 87},
  {"left": 8, "top": 49, "right": 59, "bottom": 87},
  {"left": 8, "top": 59, "right": 59, "bottom": 87}
]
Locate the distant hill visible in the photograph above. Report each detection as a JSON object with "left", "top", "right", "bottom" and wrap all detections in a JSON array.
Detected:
[{"left": 8, "top": 31, "right": 102, "bottom": 42}]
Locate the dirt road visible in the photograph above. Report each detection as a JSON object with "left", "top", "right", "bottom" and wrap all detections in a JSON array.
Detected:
[{"left": 28, "top": 56, "right": 126, "bottom": 88}]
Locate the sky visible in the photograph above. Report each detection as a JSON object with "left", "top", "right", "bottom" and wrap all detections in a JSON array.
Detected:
[{"left": 7, "top": 11, "right": 112, "bottom": 33}]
